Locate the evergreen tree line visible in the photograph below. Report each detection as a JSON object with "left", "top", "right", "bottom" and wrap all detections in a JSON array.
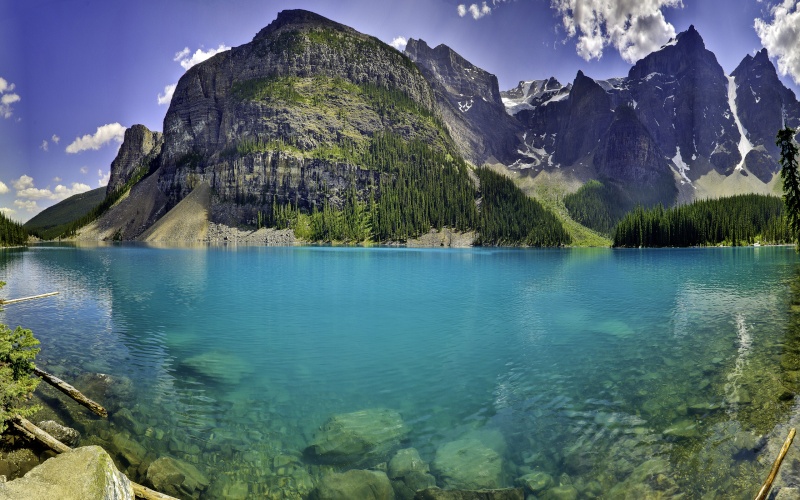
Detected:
[
  {"left": 563, "top": 180, "right": 631, "bottom": 235},
  {"left": 253, "top": 131, "right": 570, "bottom": 245},
  {"left": 613, "top": 194, "right": 792, "bottom": 247},
  {"left": 0, "top": 212, "right": 27, "bottom": 246}
]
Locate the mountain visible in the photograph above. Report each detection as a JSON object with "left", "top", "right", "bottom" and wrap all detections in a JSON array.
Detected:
[
  {"left": 404, "top": 39, "right": 523, "bottom": 165},
  {"left": 500, "top": 25, "right": 800, "bottom": 229},
  {"left": 59, "top": 9, "right": 569, "bottom": 246},
  {"left": 23, "top": 187, "right": 107, "bottom": 239}
]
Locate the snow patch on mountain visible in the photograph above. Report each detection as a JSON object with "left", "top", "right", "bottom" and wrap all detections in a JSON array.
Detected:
[
  {"left": 672, "top": 147, "right": 693, "bottom": 186},
  {"left": 726, "top": 75, "right": 754, "bottom": 171}
]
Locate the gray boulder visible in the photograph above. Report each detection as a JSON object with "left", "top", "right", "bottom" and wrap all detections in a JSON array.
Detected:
[
  {"left": 146, "top": 456, "right": 209, "bottom": 499},
  {"left": 312, "top": 469, "right": 394, "bottom": 500},
  {"left": 431, "top": 438, "right": 503, "bottom": 490},
  {"left": 305, "top": 408, "right": 409, "bottom": 466},
  {"left": 38, "top": 420, "right": 80, "bottom": 447},
  {"left": 0, "top": 445, "right": 133, "bottom": 499}
]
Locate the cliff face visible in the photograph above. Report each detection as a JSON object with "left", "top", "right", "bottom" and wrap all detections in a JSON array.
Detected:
[
  {"left": 106, "top": 125, "right": 163, "bottom": 195},
  {"left": 158, "top": 9, "right": 440, "bottom": 216},
  {"left": 404, "top": 39, "right": 522, "bottom": 165}
]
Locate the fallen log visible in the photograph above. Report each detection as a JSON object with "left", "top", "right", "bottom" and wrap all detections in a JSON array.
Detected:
[
  {"left": 754, "top": 427, "right": 796, "bottom": 500},
  {"left": 33, "top": 366, "right": 108, "bottom": 418},
  {"left": 1, "top": 291, "right": 59, "bottom": 305},
  {"left": 11, "top": 416, "right": 178, "bottom": 500}
]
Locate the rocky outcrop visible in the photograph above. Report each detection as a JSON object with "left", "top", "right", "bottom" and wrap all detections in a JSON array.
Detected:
[
  {"left": 304, "top": 408, "right": 409, "bottom": 466},
  {"left": 107, "top": 125, "right": 163, "bottom": 195},
  {"left": 405, "top": 39, "right": 523, "bottom": 165},
  {"left": 0, "top": 446, "right": 133, "bottom": 500}
]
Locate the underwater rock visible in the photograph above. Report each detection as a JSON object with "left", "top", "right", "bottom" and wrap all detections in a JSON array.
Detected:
[
  {"left": 540, "top": 484, "right": 578, "bottom": 500},
  {"left": 111, "top": 408, "right": 144, "bottom": 435},
  {"left": 145, "top": 456, "right": 210, "bottom": 499},
  {"left": 392, "top": 471, "right": 437, "bottom": 500},
  {"left": 304, "top": 408, "right": 409, "bottom": 466},
  {"left": 0, "top": 448, "right": 39, "bottom": 480},
  {"left": 431, "top": 438, "right": 503, "bottom": 490},
  {"left": 0, "top": 445, "right": 133, "bottom": 500},
  {"left": 389, "top": 448, "right": 430, "bottom": 479},
  {"left": 74, "top": 373, "right": 134, "bottom": 412},
  {"left": 180, "top": 350, "right": 251, "bottom": 385},
  {"left": 206, "top": 475, "right": 249, "bottom": 500},
  {"left": 413, "top": 487, "right": 524, "bottom": 499},
  {"left": 515, "top": 471, "right": 554, "bottom": 494},
  {"left": 312, "top": 469, "right": 394, "bottom": 500},
  {"left": 37, "top": 420, "right": 80, "bottom": 447},
  {"left": 110, "top": 433, "right": 148, "bottom": 470},
  {"left": 662, "top": 419, "right": 700, "bottom": 439}
]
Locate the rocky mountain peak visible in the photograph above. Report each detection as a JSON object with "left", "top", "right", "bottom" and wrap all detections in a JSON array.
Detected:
[
  {"left": 107, "top": 125, "right": 162, "bottom": 195},
  {"left": 628, "top": 25, "right": 721, "bottom": 81},
  {"left": 252, "top": 9, "right": 352, "bottom": 41}
]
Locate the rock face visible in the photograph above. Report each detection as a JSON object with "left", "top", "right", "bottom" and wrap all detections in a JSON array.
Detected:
[
  {"left": 106, "top": 124, "right": 163, "bottom": 195},
  {"left": 304, "top": 408, "right": 409, "bottom": 466},
  {"left": 158, "top": 8, "right": 438, "bottom": 216},
  {"left": 0, "top": 446, "right": 133, "bottom": 500},
  {"left": 37, "top": 420, "right": 80, "bottom": 447},
  {"left": 404, "top": 39, "right": 523, "bottom": 165}
]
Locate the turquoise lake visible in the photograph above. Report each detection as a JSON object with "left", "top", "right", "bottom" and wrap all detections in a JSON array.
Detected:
[{"left": 3, "top": 244, "right": 800, "bottom": 498}]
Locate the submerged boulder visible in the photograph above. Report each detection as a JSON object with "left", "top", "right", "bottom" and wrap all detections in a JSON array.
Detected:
[
  {"left": 431, "top": 438, "right": 503, "bottom": 490},
  {"left": 180, "top": 350, "right": 251, "bottom": 385},
  {"left": 0, "top": 445, "right": 133, "bottom": 500},
  {"left": 413, "top": 487, "right": 524, "bottom": 499},
  {"left": 38, "top": 420, "right": 81, "bottom": 447},
  {"left": 304, "top": 408, "right": 409, "bottom": 466},
  {"left": 145, "top": 456, "right": 210, "bottom": 499},
  {"left": 389, "top": 448, "right": 436, "bottom": 500},
  {"left": 312, "top": 469, "right": 394, "bottom": 500}
]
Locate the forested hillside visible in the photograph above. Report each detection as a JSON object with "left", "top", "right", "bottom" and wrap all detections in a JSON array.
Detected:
[{"left": 0, "top": 213, "right": 27, "bottom": 246}]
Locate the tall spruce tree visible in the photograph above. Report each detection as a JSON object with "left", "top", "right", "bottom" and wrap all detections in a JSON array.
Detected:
[{"left": 778, "top": 127, "right": 800, "bottom": 246}]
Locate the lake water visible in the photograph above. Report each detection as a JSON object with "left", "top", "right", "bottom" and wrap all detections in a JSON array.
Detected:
[{"left": 2, "top": 244, "right": 800, "bottom": 498}]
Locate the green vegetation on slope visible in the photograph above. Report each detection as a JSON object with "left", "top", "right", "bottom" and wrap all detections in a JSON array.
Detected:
[
  {"left": 24, "top": 187, "right": 106, "bottom": 240},
  {"left": 563, "top": 180, "right": 631, "bottom": 236},
  {"left": 0, "top": 213, "right": 27, "bottom": 246},
  {"left": 613, "top": 194, "right": 791, "bottom": 247}
]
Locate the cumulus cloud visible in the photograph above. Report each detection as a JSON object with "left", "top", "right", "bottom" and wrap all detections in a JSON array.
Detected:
[
  {"left": 458, "top": 2, "right": 492, "bottom": 19},
  {"left": 66, "top": 123, "right": 126, "bottom": 153},
  {"left": 390, "top": 36, "right": 408, "bottom": 51},
  {"left": 0, "top": 77, "right": 20, "bottom": 119},
  {"left": 97, "top": 169, "right": 110, "bottom": 187},
  {"left": 51, "top": 134, "right": 60, "bottom": 144},
  {"left": 0, "top": 207, "right": 15, "bottom": 217},
  {"left": 40, "top": 139, "right": 49, "bottom": 152},
  {"left": 13, "top": 200, "right": 38, "bottom": 213},
  {"left": 0, "top": 181, "right": 8, "bottom": 194},
  {"left": 755, "top": 0, "right": 800, "bottom": 85},
  {"left": 12, "top": 175, "right": 33, "bottom": 191},
  {"left": 157, "top": 83, "right": 177, "bottom": 106},
  {"left": 13, "top": 175, "right": 91, "bottom": 202},
  {"left": 551, "top": 0, "right": 683, "bottom": 63},
  {"left": 175, "top": 44, "right": 230, "bottom": 71}
]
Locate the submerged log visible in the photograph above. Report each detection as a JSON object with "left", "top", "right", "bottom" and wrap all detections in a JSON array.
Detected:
[
  {"left": 1, "top": 291, "right": 59, "bottom": 305},
  {"left": 11, "top": 416, "right": 178, "bottom": 500},
  {"left": 33, "top": 366, "right": 108, "bottom": 418},
  {"left": 754, "top": 427, "right": 796, "bottom": 500}
]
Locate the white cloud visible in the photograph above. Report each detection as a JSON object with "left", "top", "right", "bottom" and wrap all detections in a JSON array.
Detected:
[
  {"left": 40, "top": 139, "right": 49, "bottom": 152},
  {"left": 0, "top": 181, "right": 8, "bottom": 194},
  {"left": 12, "top": 175, "right": 33, "bottom": 191},
  {"left": 53, "top": 177, "right": 61, "bottom": 182},
  {"left": 97, "top": 169, "right": 110, "bottom": 187},
  {"left": 0, "top": 78, "right": 20, "bottom": 119},
  {"left": 551, "top": 0, "right": 683, "bottom": 63},
  {"left": 157, "top": 83, "right": 177, "bottom": 106},
  {"left": 54, "top": 183, "right": 91, "bottom": 199},
  {"left": 66, "top": 123, "right": 126, "bottom": 153},
  {"left": 51, "top": 134, "right": 60, "bottom": 144},
  {"left": 0, "top": 207, "right": 16, "bottom": 217},
  {"left": 14, "top": 199, "right": 39, "bottom": 213},
  {"left": 755, "top": 0, "right": 800, "bottom": 85},
  {"left": 390, "top": 36, "right": 408, "bottom": 51},
  {"left": 80, "top": 166, "right": 88, "bottom": 174},
  {"left": 457, "top": 2, "right": 492, "bottom": 20},
  {"left": 175, "top": 44, "right": 230, "bottom": 71}
]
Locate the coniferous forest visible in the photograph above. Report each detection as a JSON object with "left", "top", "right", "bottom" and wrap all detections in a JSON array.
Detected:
[
  {"left": 0, "top": 212, "right": 27, "bottom": 246},
  {"left": 613, "top": 194, "right": 791, "bottom": 247}
]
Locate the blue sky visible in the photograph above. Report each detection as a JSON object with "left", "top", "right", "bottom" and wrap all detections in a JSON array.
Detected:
[{"left": 1, "top": 0, "right": 799, "bottom": 222}]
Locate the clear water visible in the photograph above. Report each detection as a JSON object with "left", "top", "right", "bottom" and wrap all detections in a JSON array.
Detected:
[{"left": 2, "top": 244, "right": 800, "bottom": 498}]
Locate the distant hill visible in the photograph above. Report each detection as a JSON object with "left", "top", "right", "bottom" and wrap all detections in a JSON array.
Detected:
[{"left": 24, "top": 187, "right": 106, "bottom": 239}]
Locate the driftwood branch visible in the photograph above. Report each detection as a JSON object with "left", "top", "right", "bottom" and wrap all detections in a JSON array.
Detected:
[
  {"left": 755, "top": 427, "right": 796, "bottom": 500},
  {"left": 33, "top": 366, "right": 108, "bottom": 418},
  {"left": 11, "top": 416, "right": 178, "bottom": 500},
  {"left": 1, "top": 292, "right": 59, "bottom": 305}
]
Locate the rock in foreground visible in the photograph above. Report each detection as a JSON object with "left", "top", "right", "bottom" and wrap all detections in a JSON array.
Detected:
[{"left": 0, "top": 445, "right": 133, "bottom": 500}]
